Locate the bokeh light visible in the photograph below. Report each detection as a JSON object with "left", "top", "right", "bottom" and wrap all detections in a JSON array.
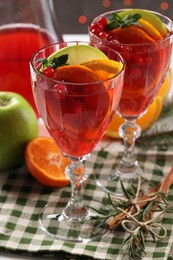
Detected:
[
  {"left": 123, "top": 0, "right": 133, "bottom": 7},
  {"left": 160, "top": 2, "right": 169, "bottom": 10},
  {"left": 78, "top": 15, "right": 87, "bottom": 24},
  {"left": 102, "top": 0, "right": 111, "bottom": 8}
]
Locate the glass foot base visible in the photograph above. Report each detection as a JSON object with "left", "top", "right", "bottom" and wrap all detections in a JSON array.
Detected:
[
  {"left": 39, "top": 195, "right": 109, "bottom": 242},
  {"left": 95, "top": 172, "right": 139, "bottom": 196},
  {"left": 109, "top": 160, "right": 143, "bottom": 181},
  {"left": 94, "top": 161, "right": 142, "bottom": 196},
  {"left": 93, "top": 152, "right": 164, "bottom": 196}
]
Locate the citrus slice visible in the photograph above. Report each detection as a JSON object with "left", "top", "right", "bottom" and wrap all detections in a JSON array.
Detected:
[
  {"left": 53, "top": 64, "right": 100, "bottom": 82},
  {"left": 138, "top": 19, "right": 163, "bottom": 40},
  {"left": 118, "top": 9, "right": 167, "bottom": 37},
  {"left": 158, "top": 68, "right": 172, "bottom": 101},
  {"left": 48, "top": 44, "right": 108, "bottom": 65},
  {"left": 25, "top": 137, "right": 70, "bottom": 187},
  {"left": 106, "top": 96, "right": 162, "bottom": 138},
  {"left": 137, "top": 96, "right": 162, "bottom": 131},
  {"left": 109, "top": 26, "right": 155, "bottom": 44},
  {"left": 81, "top": 59, "right": 123, "bottom": 79}
]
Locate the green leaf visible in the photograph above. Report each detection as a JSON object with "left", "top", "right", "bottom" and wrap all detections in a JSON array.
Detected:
[
  {"left": 108, "top": 193, "right": 118, "bottom": 210},
  {"left": 36, "top": 54, "right": 68, "bottom": 72},
  {"left": 36, "top": 58, "right": 48, "bottom": 69},
  {"left": 89, "top": 205, "right": 109, "bottom": 216},
  {"left": 120, "top": 179, "right": 131, "bottom": 199},
  {"left": 160, "top": 193, "right": 169, "bottom": 205},
  {"left": 142, "top": 201, "right": 155, "bottom": 218},
  {"left": 149, "top": 229, "right": 157, "bottom": 242},
  {"left": 106, "top": 12, "right": 142, "bottom": 30},
  {"left": 50, "top": 54, "right": 68, "bottom": 69},
  {"left": 139, "top": 229, "right": 146, "bottom": 252}
]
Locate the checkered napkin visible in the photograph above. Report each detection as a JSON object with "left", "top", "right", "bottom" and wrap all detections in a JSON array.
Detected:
[{"left": 0, "top": 141, "right": 173, "bottom": 260}]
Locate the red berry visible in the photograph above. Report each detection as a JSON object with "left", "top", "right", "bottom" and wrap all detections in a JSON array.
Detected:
[
  {"left": 98, "top": 17, "right": 107, "bottom": 31},
  {"left": 99, "top": 31, "right": 108, "bottom": 39},
  {"left": 54, "top": 84, "right": 67, "bottom": 93},
  {"left": 43, "top": 66, "right": 54, "bottom": 77},
  {"left": 90, "top": 22, "right": 100, "bottom": 37},
  {"left": 90, "top": 22, "right": 99, "bottom": 31},
  {"left": 91, "top": 27, "right": 100, "bottom": 37}
]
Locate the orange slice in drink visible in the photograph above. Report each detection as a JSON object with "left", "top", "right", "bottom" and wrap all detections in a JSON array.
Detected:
[
  {"left": 81, "top": 59, "right": 123, "bottom": 80},
  {"left": 53, "top": 60, "right": 123, "bottom": 82},
  {"left": 109, "top": 25, "right": 155, "bottom": 44},
  {"left": 158, "top": 68, "right": 172, "bottom": 101},
  {"left": 138, "top": 19, "right": 163, "bottom": 40},
  {"left": 53, "top": 65, "right": 100, "bottom": 83},
  {"left": 106, "top": 96, "right": 162, "bottom": 138},
  {"left": 25, "top": 137, "right": 70, "bottom": 187}
]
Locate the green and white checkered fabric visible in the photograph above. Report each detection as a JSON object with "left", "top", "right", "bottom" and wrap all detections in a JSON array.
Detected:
[{"left": 0, "top": 139, "right": 173, "bottom": 260}]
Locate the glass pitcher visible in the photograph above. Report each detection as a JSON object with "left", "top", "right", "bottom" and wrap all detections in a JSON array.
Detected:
[{"left": 0, "top": 0, "right": 63, "bottom": 116}]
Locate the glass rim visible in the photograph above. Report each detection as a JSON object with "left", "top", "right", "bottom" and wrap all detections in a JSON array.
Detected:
[
  {"left": 89, "top": 8, "right": 173, "bottom": 47},
  {"left": 30, "top": 41, "right": 125, "bottom": 86}
]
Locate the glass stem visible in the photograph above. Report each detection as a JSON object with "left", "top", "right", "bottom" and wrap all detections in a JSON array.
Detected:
[
  {"left": 120, "top": 120, "right": 141, "bottom": 163},
  {"left": 63, "top": 160, "right": 89, "bottom": 222},
  {"left": 116, "top": 119, "right": 142, "bottom": 177}
]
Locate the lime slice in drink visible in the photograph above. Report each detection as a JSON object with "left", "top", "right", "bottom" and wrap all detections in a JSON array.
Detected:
[
  {"left": 48, "top": 44, "right": 108, "bottom": 65},
  {"left": 119, "top": 9, "right": 167, "bottom": 37}
]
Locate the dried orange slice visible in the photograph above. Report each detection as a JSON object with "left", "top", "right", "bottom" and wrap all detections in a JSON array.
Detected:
[
  {"left": 25, "top": 137, "right": 70, "bottom": 187},
  {"left": 106, "top": 96, "right": 162, "bottom": 138}
]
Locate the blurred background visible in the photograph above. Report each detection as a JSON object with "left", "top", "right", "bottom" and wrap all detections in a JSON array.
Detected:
[{"left": 53, "top": 0, "right": 173, "bottom": 34}]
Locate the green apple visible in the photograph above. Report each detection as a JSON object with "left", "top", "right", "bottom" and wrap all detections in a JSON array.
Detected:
[
  {"left": 40, "top": 44, "right": 109, "bottom": 72},
  {"left": 0, "top": 92, "right": 38, "bottom": 170},
  {"left": 48, "top": 44, "right": 108, "bottom": 65}
]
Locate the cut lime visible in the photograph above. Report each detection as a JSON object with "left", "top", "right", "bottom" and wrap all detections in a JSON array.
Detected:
[
  {"left": 119, "top": 9, "right": 167, "bottom": 37},
  {"left": 48, "top": 44, "right": 108, "bottom": 65}
]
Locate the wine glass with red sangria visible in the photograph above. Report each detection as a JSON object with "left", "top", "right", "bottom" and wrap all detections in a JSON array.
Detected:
[
  {"left": 89, "top": 9, "right": 173, "bottom": 194},
  {"left": 30, "top": 41, "right": 125, "bottom": 242}
]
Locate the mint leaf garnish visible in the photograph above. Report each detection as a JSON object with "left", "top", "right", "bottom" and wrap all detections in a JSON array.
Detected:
[
  {"left": 37, "top": 54, "right": 68, "bottom": 70},
  {"left": 106, "top": 12, "right": 142, "bottom": 30}
]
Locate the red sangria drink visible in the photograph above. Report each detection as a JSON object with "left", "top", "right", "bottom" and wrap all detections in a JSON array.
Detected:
[
  {"left": 89, "top": 9, "right": 173, "bottom": 181},
  {"left": 0, "top": 24, "right": 58, "bottom": 115},
  {"left": 30, "top": 41, "right": 125, "bottom": 242},
  {"left": 0, "top": 0, "right": 63, "bottom": 117}
]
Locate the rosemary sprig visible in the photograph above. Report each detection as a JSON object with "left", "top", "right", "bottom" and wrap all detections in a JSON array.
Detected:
[
  {"left": 90, "top": 174, "right": 173, "bottom": 259},
  {"left": 37, "top": 54, "right": 68, "bottom": 70},
  {"left": 106, "top": 12, "right": 142, "bottom": 30}
]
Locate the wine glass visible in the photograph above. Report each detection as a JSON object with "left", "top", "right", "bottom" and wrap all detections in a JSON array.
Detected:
[
  {"left": 89, "top": 9, "right": 173, "bottom": 194},
  {"left": 30, "top": 41, "right": 125, "bottom": 242}
]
